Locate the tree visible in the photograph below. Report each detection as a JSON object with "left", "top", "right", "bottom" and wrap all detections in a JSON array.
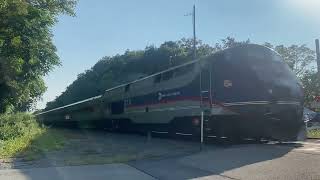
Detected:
[
  {"left": 300, "top": 71, "right": 320, "bottom": 108},
  {"left": 214, "top": 37, "right": 250, "bottom": 51},
  {"left": 264, "top": 42, "right": 318, "bottom": 107},
  {"left": 264, "top": 43, "right": 316, "bottom": 78},
  {"left": 0, "top": 0, "right": 77, "bottom": 113}
]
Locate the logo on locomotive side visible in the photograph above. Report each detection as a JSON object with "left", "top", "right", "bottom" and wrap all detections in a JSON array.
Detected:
[
  {"left": 158, "top": 91, "right": 181, "bottom": 101},
  {"left": 65, "top": 114, "right": 71, "bottom": 120},
  {"left": 224, "top": 80, "right": 232, "bottom": 88}
]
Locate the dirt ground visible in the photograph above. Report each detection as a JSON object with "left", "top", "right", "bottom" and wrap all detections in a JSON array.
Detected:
[
  {"left": 0, "top": 129, "right": 200, "bottom": 169},
  {"left": 1, "top": 129, "right": 320, "bottom": 180}
]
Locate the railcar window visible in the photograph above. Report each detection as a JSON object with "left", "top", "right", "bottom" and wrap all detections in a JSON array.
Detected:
[
  {"left": 162, "top": 71, "right": 173, "bottom": 81},
  {"left": 111, "top": 101, "right": 124, "bottom": 114},
  {"left": 88, "top": 107, "right": 95, "bottom": 112},
  {"left": 154, "top": 74, "right": 161, "bottom": 83},
  {"left": 72, "top": 106, "right": 93, "bottom": 113}
]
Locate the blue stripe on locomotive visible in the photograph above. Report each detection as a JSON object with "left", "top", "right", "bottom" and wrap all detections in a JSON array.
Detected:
[{"left": 127, "top": 76, "right": 201, "bottom": 107}]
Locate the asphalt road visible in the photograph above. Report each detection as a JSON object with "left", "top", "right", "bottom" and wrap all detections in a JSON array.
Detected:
[
  {"left": 129, "top": 140, "right": 320, "bottom": 180},
  {"left": 0, "top": 164, "right": 154, "bottom": 180},
  {"left": 0, "top": 140, "right": 319, "bottom": 180}
]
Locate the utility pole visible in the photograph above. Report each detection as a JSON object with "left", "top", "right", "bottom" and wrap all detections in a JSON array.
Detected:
[
  {"left": 193, "top": 5, "right": 196, "bottom": 60},
  {"left": 311, "top": 39, "right": 320, "bottom": 110},
  {"left": 192, "top": 5, "right": 202, "bottom": 150},
  {"left": 186, "top": 4, "right": 201, "bottom": 149},
  {"left": 200, "top": 111, "right": 204, "bottom": 150},
  {"left": 316, "top": 39, "right": 320, "bottom": 76},
  {"left": 185, "top": 5, "right": 197, "bottom": 60}
]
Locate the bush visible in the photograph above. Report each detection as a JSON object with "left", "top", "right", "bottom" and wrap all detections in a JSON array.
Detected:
[
  {"left": 0, "top": 113, "right": 44, "bottom": 158},
  {"left": 0, "top": 113, "right": 40, "bottom": 141},
  {"left": 308, "top": 129, "right": 320, "bottom": 139},
  {"left": 0, "top": 113, "right": 65, "bottom": 159}
]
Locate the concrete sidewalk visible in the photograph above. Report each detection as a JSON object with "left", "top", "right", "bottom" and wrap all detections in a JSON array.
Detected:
[
  {"left": 1, "top": 141, "right": 320, "bottom": 180},
  {"left": 0, "top": 164, "right": 155, "bottom": 180}
]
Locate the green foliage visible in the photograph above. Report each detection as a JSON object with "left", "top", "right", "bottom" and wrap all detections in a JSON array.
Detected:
[
  {"left": 300, "top": 71, "right": 320, "bottom": 108},
  {"left": 30, "top": 129, "right": 65, "bottom": 152},
  {"left": 0, "top": 113, "right": 65, "bottom": 158},
  {"left": 264, "top": 43, "right": 316, "bottom": 78},
  {"left": 264, "top": 43, "right": 318, "bottom": 108},
  {"left": 307, "top": 129, "right": 320, "bottom": 139},
  {"left": 0, "top": 113, "right": 37, "bottom": 141},
  {"left": 0, "top": 113, "right": 42, "bottom": 157},
  {"left": 20, "top": 128, "right": 65, "bottom": 160},
  {"left": 0, "top": 0, "right": 77, "bottom": 113}
]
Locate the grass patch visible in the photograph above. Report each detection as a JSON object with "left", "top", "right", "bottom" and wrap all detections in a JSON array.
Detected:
[
  {"left": 64, "top": 153, "right": 163, "bottom": 166},
  {"left": 20, "top": 129, "right": 65, "bottom": 161},
  {"left": 0, "top": 113, "right": 65, "bottom": 160},
  {"left": 64, "top": 154, "right": 140, "bottom": 166},
  {"left": 308, "top": 129, "right": 320, "bottom": 139}
]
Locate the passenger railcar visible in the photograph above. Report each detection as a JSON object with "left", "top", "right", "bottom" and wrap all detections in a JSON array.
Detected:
[{"left": 37, "top": 44, "right": 305, "bottom": 141}]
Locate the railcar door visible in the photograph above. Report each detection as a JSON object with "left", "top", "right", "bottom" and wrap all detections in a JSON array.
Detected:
[{"left": 200, "top": 64, "right": 213, "bottom": 108}]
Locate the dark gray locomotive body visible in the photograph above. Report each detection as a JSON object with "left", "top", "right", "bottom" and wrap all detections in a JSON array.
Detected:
[{"left": 38, "top": 44, "right": 304, "bottom": 141}]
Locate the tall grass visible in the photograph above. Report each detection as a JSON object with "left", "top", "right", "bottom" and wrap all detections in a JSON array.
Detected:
[
  {"left": 0, "top": 113, "right": 41, "bottom": 141},
  {"left": 0, "top": 113, "right": 64, "bottom": 159}
]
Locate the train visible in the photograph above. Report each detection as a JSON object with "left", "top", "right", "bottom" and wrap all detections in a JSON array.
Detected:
[{"left": 37, "top": 44, "right": 305, "bottom": 141}]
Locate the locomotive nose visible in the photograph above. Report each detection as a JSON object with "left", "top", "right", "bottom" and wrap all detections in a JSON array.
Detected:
[
  {"left": 212, "top": 44, "right": 304, "bottom": 141},
  {"left": 251, "top": 51, "right": 304, "bottom": 140},
  {"left": 263, "top": 83, "right": 304, "bottom": 140}
]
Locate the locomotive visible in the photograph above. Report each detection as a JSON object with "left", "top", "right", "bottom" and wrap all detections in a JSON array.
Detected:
[{"left": 37, "top": 44, "right": 304, "bottom": 141}]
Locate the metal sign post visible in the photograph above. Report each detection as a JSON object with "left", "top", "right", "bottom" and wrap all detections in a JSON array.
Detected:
[{"left": 200, "top": 111, "right": 204, "bottom": 150}]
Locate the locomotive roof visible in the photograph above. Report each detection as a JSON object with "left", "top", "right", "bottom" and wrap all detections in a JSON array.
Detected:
[
  {"left": 104, "top": 59, "right": 199, "bottom": 93},
  {"left": 103, "top": 44, "right": 273, "bottom": 93},
  {"left": 37, "top": 44, "right": 269, "bottom": 115},
  {"left": 36, "top": 59, "right": 200, "bottom": 115},
  {"left": 36, "top": 95, "right": 102, "bottom": 115}
]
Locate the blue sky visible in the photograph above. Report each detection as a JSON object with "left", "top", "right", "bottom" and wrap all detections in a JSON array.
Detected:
[{"left": 36, "top": 0, "right": 320, "bottom": 109}]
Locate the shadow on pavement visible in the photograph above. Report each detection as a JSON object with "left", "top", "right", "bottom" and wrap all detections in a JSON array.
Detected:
[{"left": 128, "top": 142, "right": 302, "bottom": 180}]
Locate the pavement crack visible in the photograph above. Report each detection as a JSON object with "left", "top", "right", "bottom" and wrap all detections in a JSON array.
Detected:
[
  {"left": 219, "top": 174, "right": 241, "bottom": 180},
  {"left": 126, "top": 163, "right": 159, "bottom": 180}
]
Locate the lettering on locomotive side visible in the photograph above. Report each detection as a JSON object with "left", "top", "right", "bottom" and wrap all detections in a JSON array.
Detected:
[{"left": 158, "top": 91, "right": 181, "bottom": 101}]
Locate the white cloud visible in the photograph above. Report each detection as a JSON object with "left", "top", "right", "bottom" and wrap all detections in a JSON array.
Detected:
[{"left": 283, "top": 0, "right": 320, "bottom": 20}]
